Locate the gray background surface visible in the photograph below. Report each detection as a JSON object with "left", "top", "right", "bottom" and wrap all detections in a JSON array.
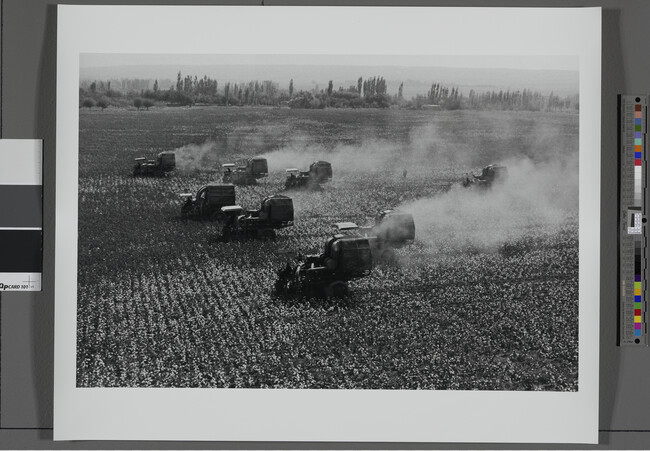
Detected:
[{"left": 0, "top": 0, "right": 646, "bottom": 448}]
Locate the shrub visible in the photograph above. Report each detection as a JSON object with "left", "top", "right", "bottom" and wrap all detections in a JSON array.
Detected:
[{"left": 81, "top": 98, "right": 96, "bottom": 109}]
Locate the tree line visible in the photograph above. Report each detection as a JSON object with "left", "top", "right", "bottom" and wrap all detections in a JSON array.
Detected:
[{"left": 79, "top": 71, "right": 579, "bottom": 112}]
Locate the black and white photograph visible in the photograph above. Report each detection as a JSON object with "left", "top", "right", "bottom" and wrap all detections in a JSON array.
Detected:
[
  {"left": 55, "top": 5, "right": 600, "bottom": 442},
  {"left": 76, "top": 52, "right": 580, "bottom": 391}
]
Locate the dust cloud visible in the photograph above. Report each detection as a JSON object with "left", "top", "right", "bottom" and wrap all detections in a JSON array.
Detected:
[
  {"left": 171, "top": 112, "right": 578, "bottom": 252},
  {"left": 174, "top": 141, "right": 219, "bottom": 171},
  {"left": 257, "top": 121, "right": 470, "bottom": 175},
  {"left": 258, "top": 135, "right": 403, "bottom": 173},
  {"left": 399, "top": 155, "right": 578, "bottom": 251},
  {"left": 257, "top": 120, "right": 487, "bottom": 175}
]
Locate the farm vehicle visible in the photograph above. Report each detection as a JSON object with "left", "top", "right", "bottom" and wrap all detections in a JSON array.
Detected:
[
  {"left": 333, "top": 209, "right": 416, "bottom": 263},
  {"left": 275, "top": 235, "right": 373, "bottom": 298},
  {"left": 216, "top": 194, "right": 294, "bottom": 241},
  {"left": 462, "top": 164, "right": 508, "bottom": 189},
  {"left": 132, "top": 151, "right": 176, "bottom": 177},
  {"left": 179, "top": 184, "right": 236, "bottom": 221},
  {"left": 222, "top": 157, "right": 269, "bottom": 185},
  {"left": 284, "top": 161, "right": 332, "bottom": 189}
]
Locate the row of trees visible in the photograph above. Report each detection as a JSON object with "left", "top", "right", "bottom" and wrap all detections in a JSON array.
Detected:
[
  {"left": 79, "top": 72, "right": 579, "bottom": 112},
  {"left": 465, "top": 88, "right": 579, "bottom": 111}
]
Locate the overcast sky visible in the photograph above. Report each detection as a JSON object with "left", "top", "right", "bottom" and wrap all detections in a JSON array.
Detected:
[{"left": 81, "top": 54, "right": 578, "bottom": 72}]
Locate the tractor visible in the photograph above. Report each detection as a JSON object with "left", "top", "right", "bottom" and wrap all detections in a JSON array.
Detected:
[
  {"left": 284, "top": 168, "right": 314, "bottom": 190},
  {"left": 179, "top": 184, "right": 236, "bottom": 221},
  {"left": 275, "top": 235, "right": 373, "bottom": 298},
  {"left": 216, "top": 194, "right": 294, "bottom": 241},
  {"left": 462, "top": 164, "right": 508, "bottom": 189},
  {"left": 284, "top": 161, "right": 332, "bottom": 189},
  {"left": 222, "top": 157, "right": 268, "bottom": 185},
  {"left": 333, "top": 209, "right": 415, "bottom": 263},
  {"left": 132, "top": 151, "right": 176, "bottom": 177}
]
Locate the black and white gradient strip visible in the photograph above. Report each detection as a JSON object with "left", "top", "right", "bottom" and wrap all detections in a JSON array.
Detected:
[{"left": 0, "top": 140, "right": 43, "bottom": 291}]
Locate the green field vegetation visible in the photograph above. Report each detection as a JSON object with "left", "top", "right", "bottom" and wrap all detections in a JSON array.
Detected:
[{"left": 77, "top": 106, "right": 579, "bottom": 390}]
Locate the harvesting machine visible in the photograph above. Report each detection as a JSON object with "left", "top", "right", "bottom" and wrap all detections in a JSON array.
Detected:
[
  {"left": 333, "top": 209, "right": 415, "bottom": 263},
  {"left": 132, "top": 151, "right": 176, "bottom": 176},
  {"left": 222, "top": 157, "right": 269, "bottom": 185},
  {"left": 275, "top": 235, "right": 372, "bottom": 298},
  {"left": 216, "top": 194, "right": 294, "bottom": 241},
  {"left": 284, "top": 161, "right": 332, "bottom": 189},
  {"left": 179, "top": 184, "right": 236, "bottom": 221},
  {"left": 462, "top": 164, "right": 509, "bottom": 189}
]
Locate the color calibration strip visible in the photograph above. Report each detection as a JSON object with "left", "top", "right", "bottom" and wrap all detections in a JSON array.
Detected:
[
  {"left": 635, "top": 244, "right": 643, "bottom": 337},
  {"left": 636, "top": 103, "right": 644, "bottom": 205},
  {"left": 0, "top": 140, "right": 43, "bottom": 291},
  {"left": 619, "top": 95, "right": 648, "bottom": 346}
]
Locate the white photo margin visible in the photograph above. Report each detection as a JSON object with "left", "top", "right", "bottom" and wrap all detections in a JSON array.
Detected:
[{"left": 55, "top": 5, "right": 601, "bottom": 443}]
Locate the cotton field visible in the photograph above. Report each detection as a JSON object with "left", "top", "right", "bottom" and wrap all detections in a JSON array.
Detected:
[{"left": 77, "top": 106, "right": 579, "bottom": 390}]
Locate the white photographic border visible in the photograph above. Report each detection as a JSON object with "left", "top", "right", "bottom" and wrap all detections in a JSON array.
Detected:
[{"left": 55, "top": 5, "right": 601, "bottom": 443}]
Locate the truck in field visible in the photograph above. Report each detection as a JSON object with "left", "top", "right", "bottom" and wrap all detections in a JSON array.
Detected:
[
  {"left": 216, "top": 194, "right": 294, "bottom": 241},
  {"left": 333, "top": 209, "right": 415, "bottom": 263},
  {"left": 284, "top": 161, "right": 332, "bottom": 189},
  {"left": 179, "top": 184, "right": 236, "bottom": 221},
  {"left": 275, "top": 235, "right": 373, "bottom": 298},
  {"left": 132, "top": 151, "right": 176, "bottom": 177},
  {"left": 462, "top": 164, "right": 509, "bottom": 189},
  {"left": 222, "top": 157, "right": 269, "bottom": 185}
]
